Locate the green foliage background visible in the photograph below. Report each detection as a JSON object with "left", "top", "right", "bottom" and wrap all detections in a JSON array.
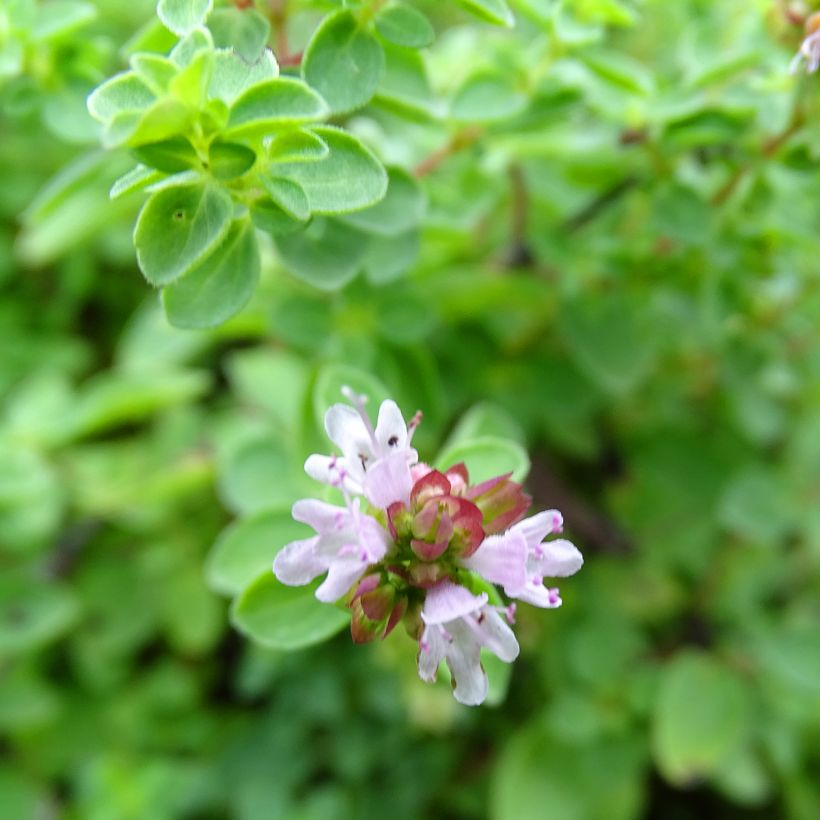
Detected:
[{"left": 2, "top": 0, "right": 820, "bottom": 817}]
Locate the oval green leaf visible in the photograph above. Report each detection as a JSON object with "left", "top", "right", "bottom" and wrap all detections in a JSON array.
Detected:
[
  {"left": 231, "top": 571, "right": 350, "bottom": 650},
  {"left": 157, "top": 0, "right": 213, "bottom": 37},
  {"left": 225, "top": 78, "right": 328, "bottom": 138},
  {"left": 375, "top": 2, "right": 435, "bottom": 48},
  {"left": 133, "top": 182, "right": 233, "bottom": 286},
  {"left": 435, "top": 436, "right": 530, "bottom": 484}
]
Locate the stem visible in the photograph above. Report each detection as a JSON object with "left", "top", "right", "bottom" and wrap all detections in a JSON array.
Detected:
[
  {"left": 502, "top": 164, "right": 534, "bottom": 268},
  {"left": 413, "top": 126, "right": 484, "bottom": 178},
  {"left": 269, "top": 0, "right": 290, "bottom": 63},
  {"left": 563, "top": 177, "right": 640, "bottom": 234}
]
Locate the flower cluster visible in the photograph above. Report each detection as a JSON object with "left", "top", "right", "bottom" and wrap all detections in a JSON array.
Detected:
[{"left": 273, "top": 390, "right": 583, "bottom": 705}]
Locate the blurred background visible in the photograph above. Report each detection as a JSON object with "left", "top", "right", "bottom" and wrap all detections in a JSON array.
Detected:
[{"left": 2, "top": 0, "right": 819, "bottom": 817}]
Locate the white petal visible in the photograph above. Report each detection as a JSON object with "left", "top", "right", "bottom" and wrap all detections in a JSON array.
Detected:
[
  {"left": 417, "top": 625, "right": 447, "bottom": 682},
  {"left": 315, "top": 560, "right": 366, "bottom": 602},
  {"left": 534, "top": 538, "right": 584, "bottom": 578},
  {"left": 511, "top": 510, "right": 559, "bottom": 549},
  {"left": 292, "top": 498, "right": 350, "bottom": 533},
  {"left": 445, "top": 621, "right": 487, "bottom": 706},
  {"left": 374, "top": 399, "right": 408, "bottom": 453},
  {"left": 356, "top": 515, "right": 391, "bottom": 563},
  {"left": 362, "top": 450, "right": 413, "bottom": 509},
  {"left": 515, "top": 583, "right": 562, "bottom": 609},
  {"left": 304, "top": 454, "right": 363, "bottom": 494},
  {"left": 422, "top": 581, "right": 488, "bottom": 625},
  {"left": 325, "top": 404, "right": 374, "bottom": 468},
  {"left": 474, "top": 608, "right": 519, "bottom": 663},
  {"left": 273, "top": 537, "right": 325, "bottom": 586},
  {"left": 461, "top": 532, "right": 528, "bottom": 594}
]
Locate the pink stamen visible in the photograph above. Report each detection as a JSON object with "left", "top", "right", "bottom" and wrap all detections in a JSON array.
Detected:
[
  {"left": 420, "top": 639, "right": 430, "bottom": 654},
  {"left": 505, "top": 603, "right": 517, "bottom": 624},
  {"left": 533, "top": 545, "right": 544, "bottom": 559}
]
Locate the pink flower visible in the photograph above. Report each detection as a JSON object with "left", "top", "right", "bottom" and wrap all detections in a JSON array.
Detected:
[
  {"left": 461, "top": 510, "right": 583, "bottom": 608},
  {"left": 791, "top": 15, "right": 820, "bottom": 74},
  {"left": 417, "top": 581, "right": 519, "bottom": 706}
]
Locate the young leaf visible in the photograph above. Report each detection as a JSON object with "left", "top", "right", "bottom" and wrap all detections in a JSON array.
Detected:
[
  {"left": 272, "top": 125, "right": 387, "bottom": 214},
  {"left": 268, "top": 129, "right": 329, "bottom": 164},
  {"left": 302, "top": 10, "right": 385, "bottom": 114},
  {"left": 132, "top": 136, "right": 200, "bottom": 173},
  {"left": 130, "top": 54, "right": 179, "bottom": 95},
  {"left": 231, "top": 572, "right": 349, "bottom": 651},
  {"left": 208, "top": 140, "right": 256, "bottom": 180},
  {"left": 157, "top": 0, "right": 214, "bottom": 37},
  {"left": 209, "top": 49, "right": 278, "bottom": 104},
  {"left": 162, "top": 218, "right": 260, "bottom": 328},
  {"left": 87, "top": 71, "right": 155, "bottom": 123},
  {"left": 225, "top": 78, "right": 328, "bottom": 138},
  {"left": 261, "top": 176, "right": 310, "bottom": 222},
  {"left": 375, "top": 2, "right": 435, "bottom": 49},
  {"left": 133, "top": 182, "right": 233, "bottom": 286},
  {"left": 207, "top": 7, "right": 270, "bottom": 61},
  {"left": 109, "top": 165, "right": 163, "bottom": 200}
]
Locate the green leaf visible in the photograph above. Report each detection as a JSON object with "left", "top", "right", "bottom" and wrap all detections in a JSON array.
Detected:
[
  {"left": 451, "top": 71, "right": 527, "bottom": 122},
  {"left": 340, "top": 166, "right": 425, "bottom": 235},
  {"left": 31, "top": 0, "right": 96, "bottom": 41},
  {"left": 207, "top": 509, "right": 309, "bottom": 596},
  {"left": 87, "top": 71, "right": 155, "bottom": 123},
  {"left": 231, "top": 572, "right": 350, "bottom": 650},
  {"left": 133, "top": 182, "right": 233, "bottom": 286},
  {"left": 435, "top": 436, "right": 530, "bottom": 483},
  {"left": 261, "top": 176, "right": 310, "bottom": 222},
  {"left": 268, "top": 128, "right": 329, "bottom": 164},
  {"left": 130, "top": 54, "right": 179, "bottom": 95},
  {"left": 109, "top": 165, "right": 163, "bottom": 200},
  {"left": 208, "top": 140, "right": 256, "bottom": 180},
  {"left": 375, "top": 41, "right": 438, "bottom": 119},
  {"left": 455, "top": 0, "right": 514, "bottom": 27},
  {"left": 157, "top": 0, "right": 213, "bottom": 37},
  {"left": 275, "top": 218, "right": 368, "bottom": 290},
  {"left": 218, "top": 435, "right": 306, "bottom": 515},
  {"left": 162, "top": 218, "right": 260, "bottom": 328},
  {"left": 170, "top": 26, "right": 214, "bottom": 67},
  {"left": 0, "top": 577, "right": 79, "bottom": 656},
  {"left": 225, "top": 78, "right": 328, "bottom": 138},
  {"left": 273, "top": 125, "right": 387, "bottom": 214},
  {"left": 653, "top": 652, "right": 751, "bottom": 785},
  {"left": 168, "top": 48, "right": 213, "bottom": 108},
  {"left": 302, "top": 10, "right": 384, "bottom": 114},
  {"left": 559, "top": 292, "right": 657, "bottom": 396},
  {"left": 375, "top": 3, "right": 435, "bottom": 49},
  {"left": 251, "top": 198, "right": 306, "bottom": 236},
  {"left": 132, "top": 137, "right": 200, "bottom": 173},
  {"left": 207, "top": 7, "right": 270, "bottom": 61},
  {"left": 209, "top": 49, "right": 278, "bottom": 105},
  {"left": 362, "top": 228, "right": 419, "bottom": 284}
]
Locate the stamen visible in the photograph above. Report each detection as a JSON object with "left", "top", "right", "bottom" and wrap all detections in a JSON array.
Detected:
[
  {"left": 420, "top": 639, "right": 430, "bottom": 654},
  {"left": 341, "top": 385, "right": 378, "bottom": 449},
  {"left": 406, "top": 410, "right": 423, "bottom": 444}
]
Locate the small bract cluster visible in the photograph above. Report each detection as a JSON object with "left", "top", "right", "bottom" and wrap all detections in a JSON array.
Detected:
[{"left": 274, "top": 389, "right": 583, "bottom": 705}]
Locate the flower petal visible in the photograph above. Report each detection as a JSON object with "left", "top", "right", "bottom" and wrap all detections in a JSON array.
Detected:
[
  {"left": 474, "top": 608, "right": 519, "bottom": 663},
  {"left": 422, "top": 581, "right": 488, "bottom": 625},
  {"left": 417, "top": 624, "right": 447, "bottom": 682},
  {"left": 461, "top": 532, "right": 528, "bottom": 593},
  {"left": 303, "top": 454, "right": 363, "bottom": 494},
  {"left": 445, "top": 621, "right": 487, "bottom": 706},
  {"left": 363, "top": 450, "right": 413, "bottom": 508},
  {"left": 515, "top": 583, "right": 563, "bottom": 609},
  {"left": 534, "top": 538, "right": 584, "bottom": 578},
  {"left": 512, "top": 510, "right": 561, "bottom": 548},
  {"left": 273, "top": 536, "right": 324, "bottom": 586},
  {"left": 375, "top": 399, "right": 408, "bottom": 453},
  {"left": 292, "top": 498, "right": 349, "bottom": 533},
  {"left": 315, "top": 560, "right": 367, "bottom": 603}
]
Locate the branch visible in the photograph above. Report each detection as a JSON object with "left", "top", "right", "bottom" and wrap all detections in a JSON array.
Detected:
[
  {"left": 562, "top": 176, "right": 640, "bottom": 234},
  {"left": 413, "top": 126, "right": 484, "bottom": 178}
]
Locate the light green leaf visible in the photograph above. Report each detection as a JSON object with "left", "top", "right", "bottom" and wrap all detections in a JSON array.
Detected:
[
  {"left": 455, "top": 0, "right": 514, "bottom": 27},
  {"left": 302, "top": 10, "right": 384, "bottom": 114},
  {"left": 157, "top": 0, "right": 213, "bottom": 37},
  {"left": 207, "top": 7, "right": 270, "bottom": 61},
  {"left": 375, "top": 41, "right": 438, "bottom": 119},
  {"left": 251, "top": 198, "right": 306, "bottom": 236},
  {"left": 110, "top": 165, "right": 162, "bottom": 200},
  {"left": 207, "top": 509, "right": 309, "bottom": 596},
  {"left": 653, "top": 652, "right": 751, "bottom": 785},
  {"left": 170, "top": 26, "right": 214, "bottom": 66},
  {"left": 130, "top": 54, "right": 179, "bottom": 95},
  {"left": 133, "top": 182, "right": 233, "bottom": 286},
  {"left": 261, "top": 176, "right": 310, "bottom": 222},
  {"left": 163, "top": 218, "right": 260, "bottom": 329},
  {"left": 451, "top": 71, "right": 527, "bottom": 122},
  {"left": 362, "top": 228, "right": 419, "bottom": 284},
  {"left": 232, "top": 572, "right": 349, "bottom": 650},
  {"left": 209, "top": 48, "right": 278, "bottom": 104},
  {"left": 208, "top": 140, "right": 256, "bottom": 180},
  {"left": 340, "top": 166, "right": 425, "bottom": 235},
  {"left": 435, "top": 436, "right": 530, "bottom": 483},
  {"left": 313, "top": 364, "right": 391, "bottom": 432},
  {"left": 132, "top": 136, "right": 200, "bottom": 173},
  {"left": 273, "top": 125, "right": 387, "bottom": 214},
  {"left": 275, "top": 218, "right": 368, "bottom": 290},
  {"left": 268, "top": 129, "right": 329, "bottom": 164},
  {"left": 225, "top": 78, "right": 328, "bottom": 138},
  {"left": 31, "top": 0, "right": 96, "bottom": 41},
  {"left": 87, "top": 71, "right": 155, "bottom": 123},
  {"left": 375, "top": 2, "right": 435, "bottom": 48}
]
